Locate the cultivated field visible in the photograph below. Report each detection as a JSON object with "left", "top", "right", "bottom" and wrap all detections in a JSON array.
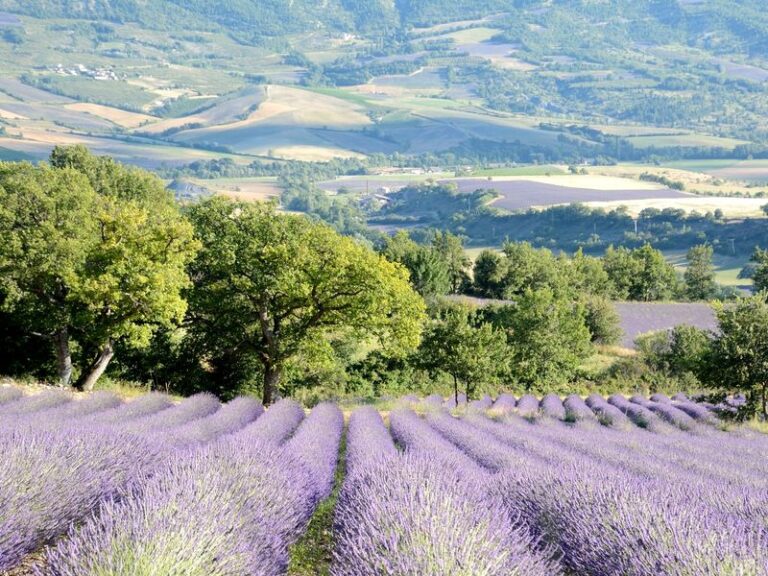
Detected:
[
  {"left": 614, "top": 302, "right": 717, "bottom": 348},
  {"left": 584, "top": 196, "right": 768, "bottom": 218},
  {"left": 447, "top": 176, "right": 686, "bottom": 212},
  {"left": 1, "top": 386, "right": 765, "bottom": 575}
]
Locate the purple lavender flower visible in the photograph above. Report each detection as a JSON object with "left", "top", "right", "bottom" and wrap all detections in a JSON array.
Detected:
[
  {"left": 41, "top": 439, "right": 315, "bottom": 576},
  {"left": 0, "top": 427, "right": 164, "bottom": 571},
  {"left": 540, "top": 394, "right": 566, "bottom": 420},
  {"left": 235, "top": 398, "right": 305, "bottom": 445},
  {"left": 285, "top": 402, "right": 343, "bottom": 504},
  {"left": 516, "top": 394, "right": 540, "bottom": 417},
  {"left": 491, "top": 393, "right": 517, "bottom": 413},
  {"left": 0, "top": 389, "right": 72, "bottom": 417},
  {"left": 585, "top": 394, "right": 631, "bottom": 429},
  {"left": 166, "top": 396, "right": 264, "bottom": 447},
  {"left": 563, "top": 394, "right": 597, "bottom": 423}
]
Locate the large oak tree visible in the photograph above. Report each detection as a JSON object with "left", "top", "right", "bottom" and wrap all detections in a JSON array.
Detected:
[
  {"left": 187, "top": 197, "right": 425, "bottom": 404},
  {"left": 0, "top": 147, "right": 198, "bottom": 389}
]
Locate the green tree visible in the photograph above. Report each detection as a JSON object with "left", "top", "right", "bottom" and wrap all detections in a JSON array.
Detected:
[
  {"left": 636, "top": 325, "right": 710, "bottom": 378},
  {"left": 0, "top": 163, "right": 94, "bottom": 386},
  {"left": 188, "top": 197, "right": 425, "bottom": 404},
  {"left": 486, "top": 289, "right": 592, "bottom": 391},
  {"left": 684, "top": 244, "right": 717, "bottom": 300},
  {"left": 571, "top": 248, "right": 614, "bottom": 298},
  {"left": 700, "top": 294, "right": 768, "bottom": 419},
  {"left": 751, "top": 247, "right": 768, "bottom": 292},
  {"left": 584, "top": 296, "right": 623, "bottom": 345},
  {"left": 500, "top": 242, "right": 566, "bottom": 299},
  {"left": 382, "top": 230, "right": 450, "bottom": 297},
  {"left": 417, "top": 303, "right": 508, "bottom": 404},
  {"left": 603, "top": 244, "right": 679, "bottom": 301},
  {"left": 472, "top": 249, "right": 506, "bottom": 298},
  {"left": 431, "top": 231, "right": 470, "bottom": 294},
  {"left": 0, "top": 148, "right": 197, "bottom": 389}
]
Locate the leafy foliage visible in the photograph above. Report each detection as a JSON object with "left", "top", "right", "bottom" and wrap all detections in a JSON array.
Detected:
[
  {"left": 187, "top": 197, "right": 425, "bottom": 403},
  {"left": 0, "top": 146, "right": 198, "bottom": 389}
]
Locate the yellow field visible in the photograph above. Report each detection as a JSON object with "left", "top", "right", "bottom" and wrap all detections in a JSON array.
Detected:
[
  {"left": 583, "top": 196, "right": 768, "bottom": 218},
  {"left": 0, "top": 108, "right": 27, "bottom": 120},
  {"left": 473, "top": 174, "right": 664, "bottom": 191},
  {"left": 270, "top": 145, "right": 365, "bottom": 161},
  {"left": 195, "top": 177, "right": 283, "bottom": 202},
  {"left": 588, "top": 164, "right": 768, "bottom": 196},
  {"left": 66, "top": 103, "right": 156, "bottom": 129}
]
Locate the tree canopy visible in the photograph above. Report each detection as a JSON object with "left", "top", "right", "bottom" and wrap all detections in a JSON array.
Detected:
[
  {"left": 187, "top": 197, "right": 425, "bottom": 404},
  {"left": 684, "top": 244, "right": 717, "bottom": 301},
  {"left": 700, "top": 294, "right": 768, "bottom": 419},
  {"left": 417, "top": 302, "right": 508, "bottom": 403},
  {"left": 0, "top": 146, "right": 197, "bottom": 389}
]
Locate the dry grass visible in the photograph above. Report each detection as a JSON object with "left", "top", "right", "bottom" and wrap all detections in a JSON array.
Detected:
[
  {"left": 590, "top": 164, "right": 768, "bottom": 196},
  {"left": 198, "top": 177, "right": 283, "bottom": 202},
  {"left": 65, "top": 103, "right": 156, "bottom": 128},
  {"left": 583, "top": 196, "right": 767, "bottom": 218},
  {"left": 270, "top": 145, "right": 365, "bottom": 161},
  {"left": 0, "top": 107, "right": 27, "bottom": 120}
]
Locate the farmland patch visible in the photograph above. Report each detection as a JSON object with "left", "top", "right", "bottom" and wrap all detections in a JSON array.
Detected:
[{"left": 614, "top": 302, "right": 717, "bottom": 348}]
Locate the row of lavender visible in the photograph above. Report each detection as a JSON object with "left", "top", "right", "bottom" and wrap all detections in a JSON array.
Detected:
[
  {"left": 0, "top": 388, "right": 343, "bottom": 575},
  {"left": 414, "top": 391, "right": 722, "bottom": 432},
  {"left": 364, "top": 398, "right": 768, "bottom": 576}
]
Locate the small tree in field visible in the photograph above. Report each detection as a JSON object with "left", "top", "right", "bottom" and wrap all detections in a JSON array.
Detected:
[
  {"left": 684, "top": 244, "right": 717, "bottom": 301},
  {"left": 188, "top": 197, "right": 425, "bottom": 404},
  {"left": 417, "top": 302, "right": 508, "bottom": 403},
  {"left": 700, "top": 294, "right": 768, "bottom": 419}
]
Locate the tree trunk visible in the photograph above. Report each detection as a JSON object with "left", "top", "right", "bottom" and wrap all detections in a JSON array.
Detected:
[
  {"left": 76, "top": 341, "right": 115, "bottom": 391},
  {"left": 54, "top": 328, "right": 73, "bottom": 388},
  {"left": 453, "top": 375, "right": 459, "bottom": 407},
  {"left": 762, "top": 385, "right": 767, "bottom": 421},
  {"left": 262, "top": 363, "right": 281, "bottom": 406}
]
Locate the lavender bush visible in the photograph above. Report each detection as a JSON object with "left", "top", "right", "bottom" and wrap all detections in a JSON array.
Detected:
[
  {"left": 119, "top": 392, "right": 221, "bottom": 435},
  {"left": 41, "top": 440, "right": 315, "bottom": 576},
  {"left": 166, "top": 396, "right": 264, "bottom": 447},
  {"left": 235, "top": 398, "right": 305, "bottom": 445},
  {"left": 585, "top": 394, "right": 631, "bottom": 429},
  {"left": 0, "top": 427, "right": 164, "bottom": 571},
  {"left": 0, "top": 389, "right": 72, "bottom": 417},
  {"left": 83, "top": 392, "right": 174, "bottom": 424},
  {"left": 333, "top": 407, "right": 559, "bottom": 576},
  {"left": 608, "top": 394, "right": 667, "bottom": 432},
  {"left": 563, "top": 394, "right": 596, "bottom": 423},
  {"left": 516, "top": 394, "right": 540, "bottom": 417},
  {"left": 468, "top": 394, "right": 494, "bottom": 411},
  {"left": 285, "top": 402, "right": 344, "bottom": 504},
  {"left": 539, "top": 394, "right": 566, "bottom": 420},
  {"left": 491, "top": 393, "right": 516, "bottom": 413}
]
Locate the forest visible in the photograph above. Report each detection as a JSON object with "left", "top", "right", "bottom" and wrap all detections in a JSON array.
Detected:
[{"left": 3, "top": 147, "right": 768, "bottom": 419}]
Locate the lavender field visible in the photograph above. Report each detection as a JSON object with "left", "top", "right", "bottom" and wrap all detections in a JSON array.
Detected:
[
  {"left": 1, "top": 388, "right": 767, "bottom": 575},
  {"left": 615, "top": 301, "right": 717, "bottom": 347},
  {"left": 446, "top": 179, "right": 687, "bottom": 211}
]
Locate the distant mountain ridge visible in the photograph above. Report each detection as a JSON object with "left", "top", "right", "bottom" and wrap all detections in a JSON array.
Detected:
[{"left": 1, "top": 0, "right": 767, "bottom": 50}]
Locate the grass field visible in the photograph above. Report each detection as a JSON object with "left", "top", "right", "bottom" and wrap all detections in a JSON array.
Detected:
[
  {"left": 190, "top": 177, "right": 282, "bottom": 202},
  {"left": 583, "top": 196, "right": 768, "bottom": 218},
  {"left": 626, "top": 134, "right": 749, "bottom": 149},
  {"left": 665, "top": 250, "right": 752, "bottom": 289},
  {"left": 473, "top": 166, "right": 567, "bottom": 176}
]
